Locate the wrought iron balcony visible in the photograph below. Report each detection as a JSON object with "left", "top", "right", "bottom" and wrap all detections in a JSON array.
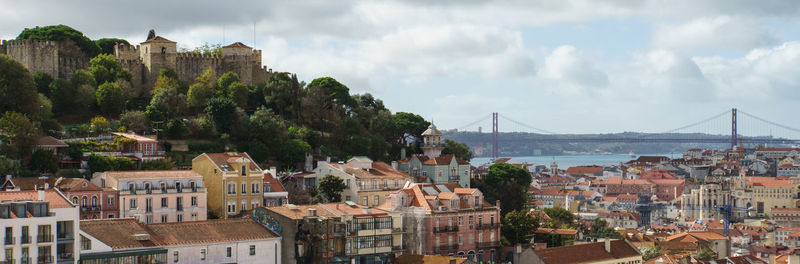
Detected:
[
  {"left": 37, "top": 234, "right": 54, "bottom": 243},
  {"left": 433, "top": 225, "right": 459, "bottom": 233},
  {"left": 476, "top": 223, "right": 500, "bottom": 230},
  {"left": 477, "top": 241, "right": 501, "bottom": 248}
]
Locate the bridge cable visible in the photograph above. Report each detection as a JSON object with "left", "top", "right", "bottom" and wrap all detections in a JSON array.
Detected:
[
  {"left": 739, "top": 110, "right": 800, "bottom": 134},
  {"left": 496, "top": 114, "right": 558, "bottom": 134},
  {"left": 456, "top": 113, "right": 493, "bottom": 131},
  {"left": 657, "top": 109, "right": 731, "bottom": 134}
]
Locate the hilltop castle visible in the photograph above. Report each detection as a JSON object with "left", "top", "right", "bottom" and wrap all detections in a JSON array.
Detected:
[{"left": 0, "top": 33, "right": 274, "bottom": 93}]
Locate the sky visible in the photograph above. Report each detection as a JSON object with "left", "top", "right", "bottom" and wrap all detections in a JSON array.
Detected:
[{"left": 3, "top": 0, "right": 800, "bottom": 136}]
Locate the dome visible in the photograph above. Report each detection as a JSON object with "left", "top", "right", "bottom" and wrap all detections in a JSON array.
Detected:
[{"left": 421, "top": 123, "right": 441, "bottom": 136}]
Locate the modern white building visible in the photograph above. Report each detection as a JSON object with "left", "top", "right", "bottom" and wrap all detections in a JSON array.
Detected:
[
  {"left": 0, "top": 189, "right": 80, "bottom": 264},
  {"left": 79, "top": 218, "right": 281, "bottom": 264}
]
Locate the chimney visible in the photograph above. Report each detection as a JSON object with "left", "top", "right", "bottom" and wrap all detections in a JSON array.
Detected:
[
  {"left": 38, "top": 189, "right": 45, "bottom": 201},
  {"left": 308, "top": 208, "right": 316, "bottom": 217},
  {"left": 604, "top": 239, "right": 611, "bottom": 253},
  {"left": 269, "top": 167, "right": 277, "bottom": 179},
  {"left": 391, "top": 161, "right": 398, "bottom": 170}
]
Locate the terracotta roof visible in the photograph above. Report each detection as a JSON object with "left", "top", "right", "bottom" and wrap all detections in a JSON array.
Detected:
[
  {"left": 453, "top": 188, "right": 476, "bottom": 195},
  {"left": 534, "top": 239, "right": 641, "bottom": 264},
  {"left": 202, "top": 152, "right": 258, "bottom": 169},
  {"left": 535, "top": 228, "right": 578, "bottom": 235},
  {"left": 264, "top": 204, "right": 338, "bottom": 220},
  {"left": 36, "top": 136, "right": 68, "bottom": 147},
  {"left": 263, "top": 173, "right": 285, "bottom": 192},
  {"left": 100, "top": 170, "right": 202, "bottom": 180},
  {"left": 422, "top": 154, "right": 469, "bottom": 165},
  {"left": 2, "top": 177, "right": 58, "bottom": 190},
  {"left": 111, "top": 132, "right": 157, "bottom": 142},
  {"left": 566, "top": 166, "right": 604, "bottom": 175},
  {"left": 757, "top": 148, "right": 800, "bottom": 152},
  {"left": 746, "top": 177, "right": 795, "bottom": 187},
  {"left": 141, "top": 36, "right": 175, "bottom": 44},
  {"left": 56, "top": 178, "right": 103, "bottom": 192},
  {"left": 773, "top": 208, "right": 800, "bottom": 213},
  {"left": 0, "top": 189, "right": 73, "bottom": 208},
  {"left": 344, "top": 161, "right": 411, "bottom": 179},
  {"left": 713, "top": 254, "right": 767, "bottom": 264},
  {"left": 81, "top": 218, "right": 277, "bottom": 249},
  {"left": 666, "top": 231, "right": 727, "bottom": 242},
  {"left": 223, "top": 42, "right": 251, "bottom": 49},
  {"left": 395, "top": 254, "right": 470, "bottom": 264}
]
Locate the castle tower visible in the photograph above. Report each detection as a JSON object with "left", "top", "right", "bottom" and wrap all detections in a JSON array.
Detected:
[
  {"left": 139, "top": 35, "right": 177, "bottom": 86},
  {"left": 421, "top": 123, "right": 444, "bottom": 159}
]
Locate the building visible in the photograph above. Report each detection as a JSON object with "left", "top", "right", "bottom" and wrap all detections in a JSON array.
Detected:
[
  {"left": 303, "top": 157, "right": 413, "bottom": 207},
  {"left": 257, "top": 202, "right": 404, "bottom": 264},
  {"left": 380, "top": 183, "right": 501, "bottom": 263},
  {"left": 397, "top": 123, "right": 472, "bottom": 187},
  {"left": 192, "top": 152, "right": 264, "bottom": 219},
  {"left": 773, "top": 208, "right": 800, "bottom": 227},
  {"left": 91, "top": 170, "right": 207, "bottom": 223},
  {"left": 519, "top": 239, "right": 642, "bottom": 264},
  {"left": 657, "top": 231, "right": 730, "bottom": 259},
  {"left": 0, "top": 190, "right": 80, "bottom": 264},
  {"left": 395, "top": 254, "right": 475, "bottom": 264},
  {"left": 35, "top": 136, "right": 76, "bottom": 170},
  {"left": 79, "top": 218, "right": 281, "bottom": 264},
  {"left": 1, "top": 176, "right": 119, "bottom": 220},
  {"left": 263, "top": 170, "right": 288, "bottom": 207}
]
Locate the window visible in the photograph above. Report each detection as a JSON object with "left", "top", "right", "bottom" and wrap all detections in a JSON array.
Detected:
[
  {"left": 128, "top": 183, "right": 136, "bottom": 194},
  {"left": 459, "top": 216, "right": 463, "bottom": 225},
  {"left": 161, "top": 182, "right": 167, "bottom": 193},
  {"left": 346, "top": 179, "right": 350, "bottom": 188},
  {"left": 107, "top": 214, "right": 114, "bottom": 218},
  {"left": 161, "top": 197, "right": 168, "bottom": 208},
  {"left": 191, "top": 197, "right": 198, "bottom": 207},
  {"left": 228, "top": 183, "right": 236, "bottom": 194},
  {"left": 176, "top": 182, "right": 182, "bottom": 193},
  {"left": 249, "top": 245, "right": 256, "bottom": 255},
  {"left": 146, "top": 198, "right": 153, "bottom": 212},
  {"left": 173, "top": 251, "right": 179, "bottom": 263},
  {"left": 252, "top": 182, "right": 259, "bottom": 194},
  {"left": 242, "top": 183, "right": 247, "bottom": 194},
  {"left": 177, "top": 214, "right": 183, "bottom": 222},
  {"left": 176, "top": 197, "right": 183, "bottom": 211},
  {"left": 192, "top": 213, "right": 198, "bottom": 221},
  {"left": 190, "top": 181, "right": 197, "bottom": 192},
  {"left": 227, "top": 247, "right": 232, "bottom": 257},
  {"left": 145, "top": 182, "right": 151, "bottom": 194},
  {"left": 241, "top": 164, "right": 247, "bottom": 176},
  {"left": 72, "top": 197, "right": 78, "bottom": 205},
  {"left": 130, "top": 199, "right": 137, "bottom": 209},
  {"left": 264, "top": 183, "right": 272, "bottom": 192},
  {"left": 201, "top": 249, "right": 206, "bottom": 260},
  {"left": 161, "top": 215, "right": 168, "bottom": 223},
  {"left": 374, "top": 195, "right": 380, "bottom": 206},
  {"left": 81, "top": 235, "right": 91, "bottom": 250},
  {"left": 37, "top": 225, "right": 51, "bottom": 243},
  {"left": 146, "top": 216, "right": 153, "bottom": 224},
  {"left": 362, "top": 197, "right": 368, "bottom": 206},
  {"left": 81, "top": 197, "right": 87, "bottom": 207},
  {"left": 91, "top": 196, "right": 98, "bottom": 207}
]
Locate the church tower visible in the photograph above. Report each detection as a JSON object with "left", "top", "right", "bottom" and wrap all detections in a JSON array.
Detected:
[{"left": 421, "top": 123, "right": 444, "bottom": 159}]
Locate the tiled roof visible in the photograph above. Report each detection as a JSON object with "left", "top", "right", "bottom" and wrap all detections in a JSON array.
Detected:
[
  {"left": 534, "top": 239, "right": 641, "bottom": 264},
  {"left": 141, "top": 36, "right": 175, "bottom": 44},
  {"left": 0, "top": 190, "right": 73, "bottom": 208},
  {"left": 422, "top": 154, "right": 469, "bottom": 165},
  {"left": 81, "top": 218, "right": 277, "bottom": 249},
  {"left": 395, "top": 254, "right": 470, "bottom": 264},
  {"left": 344, "top": 161, "right": 411, "bottom": 179},
  {"left": 666, "top": 231, "right": 726, "bottom": 242},
  {"left": 203, "top": 152, "right": 258, "bottom": 169},
  {"left": 264, "top": 204, "right": 337, "bottom": 220},
  {"left": 566, "top": 166, "right": 604, "bottom": 175},
  {"left": 263, "top": 173, "right": 285, "bottom": 192},
  {"left": 36, "top": 136, "right": 68, "bottom": 147},
  {"left": 747, "top": 177, "right": 795, "bottom": 187},
  {"left": 111, "top": 132, "right": 157, "bottom": 142},
  {"left": 535, "top": 228, "right": 578, "bottom": 235},
  {"left": 222, "top": 42, "right": 251, "bottom": 48},
  {"left": 100, "top": 170, "right": 202, "bottom": 180},
  {"left": 2, "top": 176, "right": 58, "bottom": 190},
  {"left": 56, "top": 178, "right": 103, "bottom": 192}
]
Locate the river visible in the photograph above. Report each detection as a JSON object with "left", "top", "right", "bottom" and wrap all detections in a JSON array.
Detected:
[{"left": 470, "top": 153, "right": 679, "bottom": 168}]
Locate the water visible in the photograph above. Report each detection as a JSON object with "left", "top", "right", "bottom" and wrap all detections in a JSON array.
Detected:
[{"left": 470, "top": 153, "right": 678, "bottom": 168}]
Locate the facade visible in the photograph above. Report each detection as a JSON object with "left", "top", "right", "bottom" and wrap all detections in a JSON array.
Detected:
[
  {"left": 397, "top": 123, "right": 472, "bottom": 188},
  {"left": 91, "top": 170, "right": 207, "bottom": 223},
  {"left": 259, "top": 202, "right": 403, "bottom": 264},
  {"left": 658, "top": 231, "right": 730, "bottom": 258},
  {"left": 0, "top": 190, "right": 81, "bottom": 264},
  {"left": 773, "top": 208, "right": 800, "bottom": 227},
  {"left": 80, "top": 218, "right": 280, "bottom": 264},
  {"left": 192, "top": 152, "right": 264, "bottom": 219},
  {"left": 1, "top": 176, "right": 119, "bottom": 220},
  {"left": 263, "top": 171, "right": 288, "bottom": 207},
  {"left": 380, "top": 183, "right": 501, "bottom": 263},
  {"left": 304, "top": 157, "right": 413, "bottom": 207}
]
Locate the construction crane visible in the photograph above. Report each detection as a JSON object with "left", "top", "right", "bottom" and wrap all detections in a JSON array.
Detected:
[{"left": 680, "top": 204, "right": 755, "bottom": 237}]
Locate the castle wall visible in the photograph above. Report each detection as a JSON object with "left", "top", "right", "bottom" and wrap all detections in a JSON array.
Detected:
[
  {"left": 2, "top": 39, "right": 88, "bottom": 79},
  {"left": 176, "top": 53, "right": 224, "bottom": 83}
]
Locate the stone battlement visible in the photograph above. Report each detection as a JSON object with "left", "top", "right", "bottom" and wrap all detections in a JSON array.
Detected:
[{"left": 176, "top": 52, "right": 222, "bottom": 59}]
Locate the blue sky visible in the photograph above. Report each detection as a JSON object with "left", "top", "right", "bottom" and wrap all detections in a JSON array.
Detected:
[{"left": 3, "top": 0, "right": 800, "bottom": 137}]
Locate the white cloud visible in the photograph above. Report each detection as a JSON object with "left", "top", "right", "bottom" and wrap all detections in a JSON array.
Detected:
[
  {"left": 652, "top": 16, "right": 779, "bottom": 53},
  {"left": 539, "top": 45, "right": 608, "bottom": 96}
]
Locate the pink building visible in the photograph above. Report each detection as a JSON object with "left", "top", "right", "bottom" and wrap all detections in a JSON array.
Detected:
[
  {"left": 380, "top": 183, "right": 501, "bottom": 262},
  {"left": 110, "top": 132, "right": 166, "bottom": 162},
  {"left": 0, "top": 176, "right": 120, "bottom": 219},
  {"left": 91, "top": 170, "right": 207, "bottom": 224}
]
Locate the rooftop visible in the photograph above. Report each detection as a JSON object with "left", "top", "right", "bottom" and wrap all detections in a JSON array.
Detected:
[
  {"left": 100, "top": 170, "right": 202, "bottom": 180},
  {"left": 534, "top": 239, "right": 641, "bottom": 264},
  {"left": 0, "top": 190, "right": 73, "bottom": 208}
]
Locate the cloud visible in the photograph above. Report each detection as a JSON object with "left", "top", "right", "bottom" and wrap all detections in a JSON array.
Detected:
[
  {"left": 539, "top": 45, "right": 608, "bottom": 96},
  {"left": 652, "top": 16, "right": 779, "bottom": 53}
]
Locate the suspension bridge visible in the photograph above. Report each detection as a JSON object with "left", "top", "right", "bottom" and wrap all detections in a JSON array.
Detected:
[{"left": 449, "top": 108, "right": 800, "bottom": 159}]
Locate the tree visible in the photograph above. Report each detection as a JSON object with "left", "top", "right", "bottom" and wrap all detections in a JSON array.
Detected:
[
  {"left": 0, "top": 55, "right": 40, "bottom": 116},
  {"left": 695, "top": 249, "right": 714, "bottom": 261},
  {"left": 642, "top": 245, "right": 662, "bottom": 261},
  {"left": 543, "top": 207, "right": 576, "bottom": 228},
  {"left": 478, "top": 163, "right": 532, "bottom": 216},
  {"left": 0, "top": 112, "right": 40, "bottom": 158},
  {"left": 187, "top": 68, "right": 217, "bottom": 108},
  {"left": 32, "top": 72, "right": 53, "bottom": 96},
  {"left": 35, "top": 94, "right": 53, "bottom": 121},
  {"left": 152, "top": 68, "right": 181, "bottom": 95},
  {"left": 28, "top": 149, "right": 58, "bottom": 174},
  {"left": 147, "top": 29, "right": 156, "bottom": 40},
  {"left": 228, "top": 82, "right": 249, "bottom": 107},
  {"left": 119, "top": 111, "right": 150, "bottom": 134},
  {"left": 442, "top": 139, "right": 474, "bottom": 162},
  {"left": 17, "top": 25, "right": 101, "bottom": 57},
  {"left": 204, "top": 97, "right": 238, "bottom": 134},
  {"left": 151, "top": 85, "right": 188, "bottom": 118},
  {"left": 95, "top": 38, "right": 130, "bottom": 55},
  {"left": 96, "top": 82, "right": 125, "bottom": 114},
  {"left": 217, "top": 72, "right": 240, "bottom": 95},
  {"left": 89, "top": 54, "right": 132, "bottom": 85},
  {"left": 264, "top": 73, "right": 304, "bottom": 120},
  {"left": 280, "top": 139, "right": 312, "bottom": 167},
  {"left": 90, "top": 116, "right": 110, "bottom": 135},
  {"left": 142, "top": 159, "right": 173, "bottom": 170},
  {"left": 165, "top": 119, "right": 188, "bottom": 139},
  {"left": 188, "top": 42, "right": 222, "bottom": 56},
  {"left": 590, "top": 218, "right": 622, "bottom": 239},
  {"left": 502, "top": 210, "right": 540, "bottom": 245},
  {"left": 394, "top": 112, "right": 430, "bottom": 147},
  {"left": 88, "top": 154, "right": 113, "bottom": 174},
  {"left": 317, "top": 174, "right": 346, "bottom": 202}
]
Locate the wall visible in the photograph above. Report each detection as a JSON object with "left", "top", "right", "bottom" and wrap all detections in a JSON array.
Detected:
[
  {"left": 165, "top": 238, "right": 281, "bottom": 264},
  {"left": 192, "top": 155, "right": 225, "bottom": 219},
  {"left": 2, "top": 39, "right": 88, "bottom": 80}
]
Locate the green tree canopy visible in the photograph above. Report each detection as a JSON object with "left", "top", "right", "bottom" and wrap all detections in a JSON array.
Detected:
[
  {"left": 502, "top": 210, "right": 540, "bottom": 245},
  {"left": 590, "top": 218, "right": 622, "bottom": 239},
  {"left": 0, "top": 112, "right": 40, "bottom": 159},
  {"left": 16, "top": 25, "right": 101, "bottom": 57},
  {"left": 543, "top": 207, "right": 577, "bottom": 228},
  {"left": 217, "top": 72, "right": 240, "bottom": 95},
  {"left": 317, "top": 174, "right": 346, "bottom": 202},
  {"left": 95, "top": 38, "right": 130, "bottom": 55},
  {"left": 478, "top": 162, "right": 532, "bottom": 216},
  {"left": 442, "top": 139, "right": 474, "bottom": 162},
  {"left": 120, "top": 111, "right": 150, "bottom": 134},
  {"left": 264, "top": 72, "right": 304, "bottom": 120},
  {"left": 187, "top": 68, "right": 217, "bottom": 108},
  {"left": 205, "top": 97, "right": 238, "bottom": 134},
  {"left": 96, "top": 82, "right": 125, "bottom": 114},
  {"left": 394, "top": 112, "right": 430, "bottom": 146},
  {"left": 29, "top": 149, "right": 58, "bottom": 174},
  {"left": 32, "top": 72, "right": 53, "bottom": 96},
  {"left": 89, "top": 54, "right": 132, "bottom": 85},
  {"left": 0, "top": 55, "right": 40, "bottom": 116}
]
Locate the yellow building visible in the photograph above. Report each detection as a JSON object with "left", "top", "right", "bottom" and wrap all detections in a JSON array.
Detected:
[
  {"left": 192, "top": 152, "right": 264, "bottom": 219},
  {"left": 738, "top": 177, "right": 799, "bottom": 217}
]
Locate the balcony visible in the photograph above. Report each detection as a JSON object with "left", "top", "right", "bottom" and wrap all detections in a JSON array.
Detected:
[
  {"left": 392, "top": 245, "right": 404, "bottom": 252},
  {"left": 4, "top": 236, "right": 14, "bottom": 245},
  {"left": 476, "top": 223, "right": 500, "bottom": 230},
  {"left": 56, "top": 233, "right": 73, "bottom": 242},
  {"left": 37, "top": 234, "right": 54, "bottom": 243},
  {"left": 392, "top": 227, "right": 403, "bottom": 233},
  {"left": 433, "top": 225, "right": 459, "bottom": 233},
  {"left": 21, "top": 236, "right": 31, "bottom": 244},
  {"left": 434, "top": 244, "right": 458, "bottom": 253},
  {"left": 448, "top": 176, "right": 460, "bottom": 182},
  {"left": 477, "top": 241, "right": 501, "bottom": 248},
  {"left": 37, "top": 256, "right": 53, "bottom": 264},
  {"left": 57, "top": 253, "right": 74, "bottom": 263}
]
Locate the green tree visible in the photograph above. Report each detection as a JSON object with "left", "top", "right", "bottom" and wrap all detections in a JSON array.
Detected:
[
  {"left": 542, "top": 207, "right": 576, "bottom": 228},
  {"left": 50, "top": 79, "right": 79, "bottom": 115},
  {"left": 16, "top": 25, "right": 101, "bottom": 57},
  {"left": 478, "top": 163, "right": 532, "bottom": 216},
  {"left": 264, "top": 73, "right": 304, "bottom": 120},
  {"left": 90, "top": 116, "right": 110, "bottom": 135},
  {"left": 142, "top": 159, "right": 173, "bottom": 170},
  {"left": 28, "top": 149, "right": 58, "bottom": 174},
  {"left": 112, "top": 157, "right": 136, "bottom": 170},
  {"left": 442, "top": 139, "right": 474, "bottom": 162},
  {"left": 94, "top": 38, "right": 130, "bottom": 55},
  {"left": 187, "top": 68, "right": 217, "bottom": 108},
  {"left": 151, "top": 85, "right": 188, "bottom": 118},
  {"left": 188, "top": 42, "right": 222, "bottom": 56},
  {"left": 695, "top": 249, "right": 714, "bottom": 261},
  {"left": 32, "top": 72, "right": 53, "bottom": 96},
  {"left": 394, "top": 112, "right": 430, "bottom": 147},
  {"left": 502, "top": 210, "right": 540, "bottom": 245},
  {"left": 87, "top": 154, "right": 112, "bottom": 174},
  {"left": 0, "top": 112, "right": 40, "bottom": 158},
  {"left": 152, "top": 68, "right": 181, "bottom": 95},
  {"left": 36, "top": 94, "right": 53, "bottom": 121},
  {"left": 217, "top": 72, "right": 240, "bottom": 95},
  {"left": 590, "top": 219, "right": 622, "bottom": 239},
  {"left": 641, "top": 245, "right": 662, "bottom": 261},
  {"left": 119, "top": 111, "right": 150, "bottom": 134},
  {"left": 89, "top": 54, "right": 132, "bottom": 85},
  {"left": 96, "top": 82, "right": 125, "bottom": 114},
  {"left": 165, "top": 119, "right": 188, "bottom": 139},
  {"left": 228, "top": 82, "right": 249, "bottom": 107},
  {"left": 317, "top": 174, "right": 346, "bottom": 202},
  {"left": 204, "top": 97, "right": 238, "bottom": 134},
  {"left": 0, "top": 55, "right": 40, "bottom": 116},
  {"left": 147, "top": 29, "right": 156, "bottom": 40},
  {"left": 280, "top": 139, "right": 312, "bottom": 166}
]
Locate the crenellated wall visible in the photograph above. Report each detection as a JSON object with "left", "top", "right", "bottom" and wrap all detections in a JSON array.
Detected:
[{"left": 1, "top": 39, "right": 88, "bottom": 79}]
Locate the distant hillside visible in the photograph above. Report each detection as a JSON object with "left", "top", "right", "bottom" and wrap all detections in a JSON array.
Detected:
[{"left": 443, "top": 131, "right": 736, "bottom": 157}]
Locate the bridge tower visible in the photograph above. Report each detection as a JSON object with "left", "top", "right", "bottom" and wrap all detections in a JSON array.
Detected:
[
  {"left": 492, "top": 112, "right": 498, "bottom": 160},
  {"left": 731, "top": 108, "right": 737, "bottom": 149}
]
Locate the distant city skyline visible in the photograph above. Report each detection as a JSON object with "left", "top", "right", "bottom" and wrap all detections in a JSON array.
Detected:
[{"left": 3, "top": 1, "right": 800, "bottom": 135}]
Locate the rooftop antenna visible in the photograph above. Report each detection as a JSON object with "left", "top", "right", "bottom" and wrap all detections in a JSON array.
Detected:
[
  {"left": 223, "top": 24, "right": 226, "bottom": 45},
  {"left": 253, "top": 22, "right": 256, "bottom": 48}
]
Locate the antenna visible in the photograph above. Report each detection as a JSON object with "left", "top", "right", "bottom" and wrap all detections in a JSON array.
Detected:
[
  {"left": 223, "top": 24, "right": 226, "bottom": 45},
  {"left": 253, "top": 22, "right": 256, "bottom": 48}
]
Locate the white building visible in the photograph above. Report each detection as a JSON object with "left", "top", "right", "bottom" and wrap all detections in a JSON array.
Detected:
[
  {"left": 80, "top": 218, "right": 281, "bottom": 264},
  {"left": 0, "top": 189, "right": 80, "bottom": 264}
]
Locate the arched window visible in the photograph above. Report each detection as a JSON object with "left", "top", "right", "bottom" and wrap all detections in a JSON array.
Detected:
[
  {"left": 81, "top": 196, "right": 88, "bottom": 207},
  {"left": 91, "top": 196, "right": 98, "bottom": 207},
  {"left": 72, "top": 197, "right": 78, "bottom": 205}
]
